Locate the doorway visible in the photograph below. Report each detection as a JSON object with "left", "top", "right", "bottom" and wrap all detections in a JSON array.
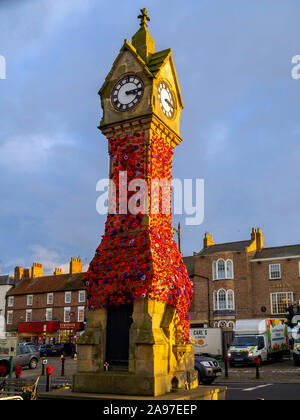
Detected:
[{"left": 105, "top": 302, "right": 133, "bottom": 368}]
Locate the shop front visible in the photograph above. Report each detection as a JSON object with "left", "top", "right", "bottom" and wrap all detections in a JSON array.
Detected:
[
  {"left": 18, "top": 321, "right": 60, "bottom": 344},
  {"left": 18, "top": 321, "right": 84, "bottom": 344},
  {"left": 57, "top": 322, "right": 84, "bottom": 344}
]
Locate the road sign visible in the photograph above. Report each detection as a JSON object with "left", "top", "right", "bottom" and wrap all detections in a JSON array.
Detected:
[{"left": 42, "top": 359, "right": 48, "bottom": 365}]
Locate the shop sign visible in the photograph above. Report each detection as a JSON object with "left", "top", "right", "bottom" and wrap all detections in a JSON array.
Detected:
[{"left": 59, "top": 322, "right": 83, "bottom": 331}]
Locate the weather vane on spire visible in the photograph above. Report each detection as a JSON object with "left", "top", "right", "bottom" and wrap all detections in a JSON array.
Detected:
[{"left": 138, "top": 8, "right": 150, "bottom": 27}]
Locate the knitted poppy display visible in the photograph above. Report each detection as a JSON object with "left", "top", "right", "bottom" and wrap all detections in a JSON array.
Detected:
[{"left": 85, "top": 129, "right": 193, "bottom": 343}]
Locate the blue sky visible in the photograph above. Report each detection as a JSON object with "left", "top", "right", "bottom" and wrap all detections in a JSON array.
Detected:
[{"left": 1, "top": 0, "right": 300, "bottom": 275}]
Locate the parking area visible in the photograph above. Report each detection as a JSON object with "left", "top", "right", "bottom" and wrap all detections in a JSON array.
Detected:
[
  {"left": 7, "top": 356, "right": 300, "bottom": 385},
  {"left": 215, "top": 357, "right": 300, "bottom": 384},
  {"left": 12, "top": 356, "right": 78, "bottom": 381}
]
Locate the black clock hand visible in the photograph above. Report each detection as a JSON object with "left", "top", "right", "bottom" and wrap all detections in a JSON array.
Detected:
[
  {"left": 165, "top": 98, "right": 174, "bottom": 108},
  {"left": 125, "top": 87, "right": 142, "bottom": 95}
]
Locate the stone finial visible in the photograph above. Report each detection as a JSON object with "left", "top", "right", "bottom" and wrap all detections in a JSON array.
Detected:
[
  {"left": 132, "top": 8, "right": 155, "bottom": 62},
  {"left": 138, "top": 8, "right": 150, "bottom": 28}
]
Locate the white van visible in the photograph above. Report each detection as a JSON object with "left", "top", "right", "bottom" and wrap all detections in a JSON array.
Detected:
[{"left": 228, "top": 319, "right": 288, "bottom": 366}]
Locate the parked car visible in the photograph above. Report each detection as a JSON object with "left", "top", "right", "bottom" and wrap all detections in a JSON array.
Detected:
[
  {"left": 19, "top": 342, "right": 40, "bottom": 353},
  {"left": 48, "top": 343, "right": 64, "bottom": 356},
  {"left": 194, "top": 355, "right": 222, "bottom": 385},
  {"left": 62, "top": 342, "right": 76, "bottom": 357},
  {"left": 0, "top": 345, "right": 40, "bottom": 369},
  {"left": 37, "top": 344, "right": 52, "bottom": 357}
]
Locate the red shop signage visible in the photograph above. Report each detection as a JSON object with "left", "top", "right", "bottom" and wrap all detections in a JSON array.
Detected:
[
  {"left": 58, "top": 322, "right": 83, "bottom": 331},
  {"left": 18, "top": 321, "right": 60, "bottom": 333}
]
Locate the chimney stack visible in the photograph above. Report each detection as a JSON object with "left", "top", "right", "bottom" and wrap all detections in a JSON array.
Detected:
[
  {"left": 53, "top": 267, "right": 63, "bottom": 275},
  {"left": 23, "top": 268, "right": 31, "bottom": 280},
  {"left": 256, "top": 227, "right": 264, "bottom": 251},
  {"left": 14, "top": 266, "right": 24, "bottom": 282},
  {"left": 31, "top": 262, "right": 43, "bottom": 278},
  {"left": 70, "top": 257, "right": 82, "bottom": 274},
  {"left": 203, "top": 232, "right": 214, "bottom": 249}
]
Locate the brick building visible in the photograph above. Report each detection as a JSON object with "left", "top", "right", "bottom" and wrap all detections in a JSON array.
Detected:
[
  {"left": 186, "top": 228, "right": 300, "bottom": 329},
  {"left": 0, "top": 274, "right": 15, "bottom": 336},
  {"left": 5, "top": 258, "right": 87, "bottom": 344}
]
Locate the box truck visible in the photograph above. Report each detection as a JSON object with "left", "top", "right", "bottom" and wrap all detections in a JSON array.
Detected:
[
  {"left": 228, "top": 319, "right": 289, "bottom": 366},
  {"left": 189, "top": 327, "right": 225, "bottom": 358}
]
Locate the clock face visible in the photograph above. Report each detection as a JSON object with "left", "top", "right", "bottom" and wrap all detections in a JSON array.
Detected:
[
  {"left": 111, "top": 75, "right": 144, "bottom": 112},
  {"left": 158, "top": 81, "right": 175, "bottom": 119}
]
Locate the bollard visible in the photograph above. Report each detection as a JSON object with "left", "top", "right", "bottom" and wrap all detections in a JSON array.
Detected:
[
  {"left": 224, "top": 356, "right": 229, "bottom": 379},
  {"left": 60, "top": 355, "right": 65, "bottom": 377},
  {"left": 41, "top": 358, "right": 47, "bottom": 376},
  {"left": 46, "top": 365, "right": 54, "bottom": 392},
  {"left": 15, "top": 365, "right": 22, "bottom": 378},
  {"left": 255, "top": 357, "right": 260, "bottom": 379}
]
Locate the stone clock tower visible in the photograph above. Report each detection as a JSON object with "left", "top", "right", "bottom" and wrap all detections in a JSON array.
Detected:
[{"left": 73, "top": 9, "right": 198, "bottom": 397}]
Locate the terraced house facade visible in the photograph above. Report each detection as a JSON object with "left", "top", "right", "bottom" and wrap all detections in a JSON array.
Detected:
[
  {"left": 185, "top": 228, "right": 300, "bottom": 329},
  {"left": 5, "top": 258, "right": 87, "bottom": 344}
]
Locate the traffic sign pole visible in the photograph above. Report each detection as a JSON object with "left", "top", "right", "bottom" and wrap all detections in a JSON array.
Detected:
[{"left": 9, "top": 356, "right": 13, "bottom": 379}]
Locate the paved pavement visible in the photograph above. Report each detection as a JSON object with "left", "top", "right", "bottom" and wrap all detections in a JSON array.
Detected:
[
  {"left": 10, "top": 355, "right": 300, "bottom": 399},
  {"left": 215, "top": 357, "right": 300, "bottom": 384},
  {"left": 14, "top": 356, "right": 77, "bottom": 381},
  {"left": 13, "top": 356, "right": 300, "bottom": 383}
]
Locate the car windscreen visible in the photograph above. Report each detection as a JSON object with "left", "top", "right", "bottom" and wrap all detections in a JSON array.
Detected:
[{"left": 232, "top": 336, "right": 258, "bottom": 347}]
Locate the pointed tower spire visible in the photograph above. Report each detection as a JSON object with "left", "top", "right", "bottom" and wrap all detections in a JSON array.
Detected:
[{"left": 131, "top": 8, "right": 155, "bottom": 62}]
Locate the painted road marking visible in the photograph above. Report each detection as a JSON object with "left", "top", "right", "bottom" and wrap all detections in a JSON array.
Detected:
[{"left": 242, "top": 384, "right": 273, "bottom": 392}]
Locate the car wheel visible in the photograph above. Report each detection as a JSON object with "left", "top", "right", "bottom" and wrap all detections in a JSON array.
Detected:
[{"left": 29, "top": 358, "right": 38, "bottom": 369}]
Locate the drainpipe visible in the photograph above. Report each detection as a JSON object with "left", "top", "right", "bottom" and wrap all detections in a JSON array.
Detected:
[{"left": 195, "top": 274, "right": 210, "bottom": 327}]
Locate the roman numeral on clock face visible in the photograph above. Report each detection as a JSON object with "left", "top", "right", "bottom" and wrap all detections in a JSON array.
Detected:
[{"left": 111, "top": 75, "right": 144, "bottom": 112}]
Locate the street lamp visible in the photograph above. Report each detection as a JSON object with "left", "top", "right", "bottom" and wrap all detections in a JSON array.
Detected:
[{"left": 173, "top": 222, "right": 181, "bottom": 253}]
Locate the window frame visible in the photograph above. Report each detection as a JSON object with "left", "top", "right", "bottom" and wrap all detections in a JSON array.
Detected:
[
  {"left": 78, "top": 306, "right": 85, "bottom": 322},
  {"left": 27, "top": 294, "right": 33, "bottom": 306},
  {"left": 270, "top": 291, "right": 293, "bottom": 315},
  {"left": 64, "top": 307, "right": 71, "bottom": 322},
  {"left": 269, "top": 263, "right": 281, "bottom": 280},
  {"left": 212, "top": 259, "right": 234, "bottom": 280},
  {"left": 26, "top": 309, "right": 32, "bottom": 322},
  {"left": 214, "top": 289, "right": 235, "bottom": 311},
  {"left": 7, "top": 296, "right": 14, "bottom": 308},
  {"left": 47, "top": 293, "right": 54, "bottom": 305},
  {"left": 78, "top": 290, "right": 86, "bottom": 303},
  {"left": 45, "top": 307, "right": 53, "bottom": 321},
  {"left": 65, "top": 291, "right": 72, "bottom": 304},
  {"left": 7, "top": 310, "right": 13, "bottom": 325}
]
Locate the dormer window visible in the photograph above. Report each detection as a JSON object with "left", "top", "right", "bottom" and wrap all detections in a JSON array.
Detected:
[{"left": 212, "top": 259, "right": 234, "bottom": 280}]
